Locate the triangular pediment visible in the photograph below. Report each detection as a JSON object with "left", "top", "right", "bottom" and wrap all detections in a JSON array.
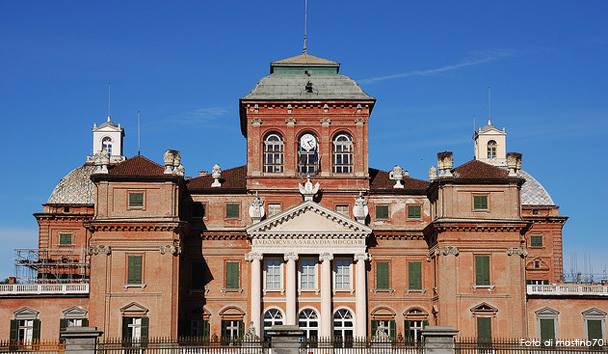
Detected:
[
  {"left": 120, "top": 302, "right": 148, "bottom": 316},
  {"left": 247, "top": 201, "right": 371, "bottom": 237},
  {"left": 14, "top": 307, "right": 39, "bottom": 320}
]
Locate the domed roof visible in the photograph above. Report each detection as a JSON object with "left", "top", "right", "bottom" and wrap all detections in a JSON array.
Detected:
[
  {"left": 518, "top": 170, "right": 555, "bottom": 206},
  {"left": 47, "top": 164, "right": 96, "bottom": 205}
]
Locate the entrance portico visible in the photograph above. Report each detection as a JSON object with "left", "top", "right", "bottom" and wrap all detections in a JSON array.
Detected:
[{"left": 245, "top": 201, "right": 372, "bottom": 338}]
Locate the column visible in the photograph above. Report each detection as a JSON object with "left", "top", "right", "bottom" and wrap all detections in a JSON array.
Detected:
[
  {"left": 284, "top": 252, "right": 299, "bottom": 325},
  {"left": 319, "top": 252, "right": 333, "bottom": 338},
  {"left": 246, "top": 252, "right": 263, "bottom": 337},
  {"left": 355, "top": 253, "right": 369, "bottom": 338}
]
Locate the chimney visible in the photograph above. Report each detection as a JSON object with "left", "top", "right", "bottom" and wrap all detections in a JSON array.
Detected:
[
  {"left": 437, "top": 151, "right": 453, "bottom": 177},
  {"left": 507, "top": 152, "right": 522, "bottom": 176}
]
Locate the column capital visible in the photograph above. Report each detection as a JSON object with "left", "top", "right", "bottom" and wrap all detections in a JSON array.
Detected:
[
  {"left": 245, "top": 252, "right": 263, "bottom": 262},
  {"left": 284, "top": 252, "right": 299, "bottom": 262},
  {"left": 319, "top": 252, "right": 333, "bottom": 262},
  {"left": 354, "top": 253, "right": 370, "bottom": 262}
]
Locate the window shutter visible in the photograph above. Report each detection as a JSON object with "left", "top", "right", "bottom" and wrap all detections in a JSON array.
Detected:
[
  {"left": 389, "top": 320, "right": 396, "bottom": 341},
  {"left": 141, "top": 317, "right": 149, "bottom": 344},
  {"left": 59, "top": 319, "right": 68, "bottom": 340},
  {"left": 10, "top": 320, "right": 18, "bottom": 342},
  {"left": 225, "top": 262, "right": 239, "bottom": 289},
  {"left": 376, "top": 262, "right": 389, "bottom": 289},
  {"left": 404, "top": 321, "right": 412, "bottom": 343},
  {"left": 540, "top": 318, "right": 555, "bottom": 343},
  {"left": 221, "top": 320, "right": 229, "bottom": 345},
  {"left": 477, "top": 317, "right": 491, "bottom": 343},
  {"left": 203, "top": 320, "right": 210, "bottom": 340},
  {"left": 371, "top": 320, "right": 378, "bottom": 338},
  {"left": 82, "top": 318, "right": 89, "bottom": 327},
  {"left": 122, "top": 318, "right": 130, "bottom": 342},
  {"left": 588, "top": 320, "right": 603, "bottom": 341},
  {"left": 475, "top": 256, "right": 490, "bottom": 286},
  {"left": 238, "top": 320, "right": 245, "bottom": 340},
  {"left": 32, "top": 319, "right": 41, "bottom": 341},
  {"left": 408, "top": 262, "right": 422, "bottom": 290}
]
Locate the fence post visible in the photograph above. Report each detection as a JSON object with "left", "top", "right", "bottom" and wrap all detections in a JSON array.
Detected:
[
  {"left": 422, "top": 326, "right": 458, "bottom": 354},
  {"left": 60, "top": 326, "right": 103, "bottom": 354},
  {"left": 267, "top": 325, "right": 303, "bottom": 354}
]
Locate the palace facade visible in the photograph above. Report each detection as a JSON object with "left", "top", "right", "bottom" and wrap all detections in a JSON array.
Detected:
[{"left": 1, "top": 52, "right": 607, "bottom": 344}]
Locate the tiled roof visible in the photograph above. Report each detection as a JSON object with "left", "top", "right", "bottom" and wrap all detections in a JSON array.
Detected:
[
  {"left": 518, "top": 170, "right": 555, "bottom": 206},
  {"left": 108, "top": 155, "right": 165, "bottom": 177},
  {"left": 369, "top": 168, "right": 429, "bottom": 192},
  {"left": 47, "top": 164, "right": 96, "bottom": 205},
  {"left": 187, "top": 165, "right": 247, "bottom": 191},
  {"left": 452, "top": 160, "right": 509, "bottom": 179}
]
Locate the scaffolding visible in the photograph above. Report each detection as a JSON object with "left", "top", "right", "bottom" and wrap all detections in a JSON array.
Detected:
[{"left": 14, "top": 248, "right": 90, "bottom": 284}]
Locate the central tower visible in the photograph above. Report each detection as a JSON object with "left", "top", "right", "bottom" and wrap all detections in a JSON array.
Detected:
[{"left": 239, "top": 53, "right": 376, "bottom": 192}]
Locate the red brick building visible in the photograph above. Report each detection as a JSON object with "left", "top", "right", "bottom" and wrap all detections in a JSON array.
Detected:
[{"left": 1, "top": 52, "right": 606, "bottom": 344}]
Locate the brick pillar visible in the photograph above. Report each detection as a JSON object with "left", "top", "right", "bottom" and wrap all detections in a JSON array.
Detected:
[{"left": 61, "top": 326, "right": 103, "bottom": 354}]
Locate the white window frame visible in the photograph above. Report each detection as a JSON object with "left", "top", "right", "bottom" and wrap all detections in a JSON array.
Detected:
[
  {"left": 333, "top": 308, "right": 355, "bottom": 339},
  {"left": 407, "top": 319, "right": 424, "bottom": 343},
  {"left": 583, "top": 308, "right": 607, "bottom": 340},
  {"left": 126, "top": 317, "right": 143, "bottom": 341},
  {"left": 332, "top": 133, "right": 353, "bottom": 174},
  {"left": 18, "top": 319, "right": 34, "bottom": 343},
  {"left": 225, "top": 320, "right": 240, "bottom": 341},
  {"left": 263, "top": 133, "right": 284, "bottom": 173},
  {"left": 535, "top": 308, "right": 559, "bottom": 341},
  {"left": 333, "top": 257, "right": 353, "bottom": 292},
  {"left": 298, "top": 257, "right": 318, "bottom": 292},
  {"left": 298, "top": 308, "right": 319, "bottom": 339},
  {"left": 263, "top": 257, "right": 283, "bottom": 292},
  {"left": 263, "top": 308, "right": 284, "bottom": 334},
  {"left": 102, "top": 136, "right": 113, "bottom": 155}
]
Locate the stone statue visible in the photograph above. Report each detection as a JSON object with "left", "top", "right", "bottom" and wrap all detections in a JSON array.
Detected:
[
  {"left": 428, "top": 166, "right": 437, "bottom": 181},
  {"left": 248, "top": 192, "right": 265, "bottom": 223},
  {"left": 298, "top": 177, "right": 320, "bottom": 201},
  {"left": 211, "top": 164, "right": 222, "bottom": 187},
  {"left": 389, "top": 165, "right": 407, "bottom": 188},
  {"left": 163, "top": 149, "right": 185, "bottom": 176},
  {"left": 243, "top": 322, "right": 259, "bottom": 341},
  {"left": 353, "top": 193, "right": 369, "bottom": 224}
]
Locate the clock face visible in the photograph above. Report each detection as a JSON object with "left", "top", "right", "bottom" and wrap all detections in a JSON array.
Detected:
[{"left": 300, "top": 134, "right": 317, "bottom": 151}]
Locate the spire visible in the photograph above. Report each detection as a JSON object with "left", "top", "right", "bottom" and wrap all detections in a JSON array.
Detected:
[
  {"left": 107, "top": 81, "right": 112, "bottom": 122},
  {"left": 302, "top": 0, "right": 308, "bottom": 54},
  {"left": 487, "top": 86, "right": 492, "bottom": 126}
]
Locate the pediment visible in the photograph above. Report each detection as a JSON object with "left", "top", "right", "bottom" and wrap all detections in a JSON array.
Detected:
[
  {"left": 471, "top": 302, "right": 498, "bottom": 313},
  {"left": 120, "top": 302, "right": 148, "bottom": 316},
  {"left": 62, "top": 306, "right": 88, "bottom": 319},
  {"left": 247, "top": 201, "right": 371, "bottom": 238},
  {"left": 14, "top": 307, "right": 39, "bottom": 320}
]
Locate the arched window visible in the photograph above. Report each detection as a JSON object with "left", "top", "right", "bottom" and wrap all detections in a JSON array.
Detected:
[
  {"left": 298, "top": 309, "right": 319, "bottom": 339},
  {"left": 487, "top": 140, "right": 497, "bottom": 159},
  {"left": 263, "top": 133, "right": 284, "bottom": 173},
  {"left": 298, "top": 133, "right": 319, "bottom": 175},
  {"left": 333, "top": 309, "right": 354, "bottom": 339},
  {"left": 102, "top": 137, "right": 113, "bottom": 155},
  {"left": 333, "top": 134, "right": 353, "bottom": 173},
  {"left": 263, "top": 309, "right": 283, "bottom": 338}
]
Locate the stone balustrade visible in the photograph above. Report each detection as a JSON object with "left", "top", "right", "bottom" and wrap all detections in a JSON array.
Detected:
[
  {"left": 0, "top": 282, "right": 89, "bottom": 296},
  {"left": 527, "top": 283, "right": 608, "bottom": 296}
]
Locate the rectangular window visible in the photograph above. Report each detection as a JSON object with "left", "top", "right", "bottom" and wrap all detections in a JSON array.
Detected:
[
  {"left": 376, "top": 205, "right": 389, "bottom": 220},
  {"left": 407, "top": 205, "right": 422, "bottom": 219},
  {"left": 477, "top": 317, "right": 492, "bottom": 343},
  {"left": 192, "top": 202, "right": 206, "bottom": 219},
  {"left": 122, "top": 317, "right": 148, "bottom": 342},
  {"left": 475, "top": 255, "right": 490, "bottom": 286},
  {"left": 16, "top": 319, "right": 35, "bottom": 343},
  {"left": 190, "top": 319, "right": 210, "bottom": 338},
  {"left": 540, "top": 318, "right": 556, "bottom": 343},
  {"left": 375, "top": 261, "right": 390, "bottom": 290},
  {"left": 408, "top": 261, "right": 422, "bottom": 290},
  {"left": 371, "top": 320, "right": 396, "bottom": 341},
  {"left": 336, "top": 205, "right": 349, "bottom": 217},
  {"left": 128, "top": 192, "right": 144, "bottom": 208},
  {"left": 531, "top": 235, "right": 543, "bottom": 248},
  {"left": 127, "top": 255, "right": 143, "bottom": 284},
  {"left": 587, "top": 319, "right": 603, "bottom": 341},
  {"left": 404, "top": 320, "right": 428, "bottom": 343},
  {"left": 225, "top": 261, "right": 240, "bottom": 290},
  {"left": 473, "top": 195, "right": 488, "bottom": 210},
  {"left": 191, "top": 262, "right": 204, "bottom": 290},
  {"left": 226, "top": 203, "right": 240, "bottom": 219},
  {"left": 300, "top": 258, "right": 317, "bottom": 290},
  {"left": 59, "top": 233, "right": 73, "bottom": 245},
  {"left": 265, "top": 258, "right": 282, "bottom": 291},
  {"left": 268, "top": 203, "right": 282, "bottom": 217},
  {"left": 334, "top": 258, "right": 351, "bottom": 290},
  {"left": 221, "top": 320, "right": 243, "bottom": 344}
]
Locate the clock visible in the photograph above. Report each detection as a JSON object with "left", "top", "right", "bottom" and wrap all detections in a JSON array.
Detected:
[{"left": 300, "top": 134, "right": 317, "bottom": 151}]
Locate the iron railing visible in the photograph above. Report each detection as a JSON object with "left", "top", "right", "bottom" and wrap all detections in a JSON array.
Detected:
[
  {"left": 96, "top": 337, "right": 269, "bottom": 353},
  {"left": 0, "top": 339, "right": 64, "bottom": 353},
  {"left": 300, "top": 337, "right": 424, "bottom": 353}
]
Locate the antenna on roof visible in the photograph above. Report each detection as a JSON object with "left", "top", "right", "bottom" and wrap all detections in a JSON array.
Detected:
[
  {"left": 107, "top": 81, "right": 112, "bottom": 122},
  {"left": 487, "top": 86, "right": 492, "bottom": 126},
  {"left": 137, "top": 110, "right": 142, "bottom": 156},
  {"left": 303, "top": 0, "right": 308, "bottom": 54}
]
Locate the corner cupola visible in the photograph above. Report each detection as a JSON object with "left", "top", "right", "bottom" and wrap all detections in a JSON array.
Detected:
[
  {"left": 473, "top": 120, "right": 507, "bottom": 166},
  {"left": 88, "top": 115, "right": 125, "bottom": 163}
]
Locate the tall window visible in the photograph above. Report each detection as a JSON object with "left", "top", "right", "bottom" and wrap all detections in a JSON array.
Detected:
[
  {"left": 127, "top": 255, "right": 143, "bottom": 285},
  {"left": 263, "top": 309, "right": 283, "bottom": 339},
  {"left": 298, "top": 309, "right": 319, "bottom": 339},
  {"left": 225, "top": 261, "right": 240, "bottom": 290},
  {"left": 122, "top": 317, "right": 148, "bottom": 342},
  {"left": 333, "top": 134, "right": 353, "bottom": 173},
  {"left": 263, "top": 133, "right": 284, "bottom": 173},
  {"left": 477, "top": 317, "right": 492, "bottom": 343},
  {"left": 334, "top": 258, "right": 351, "bottom": 290},
  {"left": 333, "top": 309, "right": 354, "bottom": 339},
  {"left": 371, "top": 320, "right": 396, "bottom": 341},
  {"left": 299, "top": 258, "right": 317, "bottom": 290},
  {"left": 487, "top": 140, "right": 497, "bottom": 159},
  {"left": 408, "top": 261, "right": 422, "bottom": 290},
  {"left": 298, "top": 133, "right": 319, "bottom": 175},
  {"left": 10, "top": 308, "right": 40, "bottom": 344},
  {"left": 375, "top": 261, "right": 390, "bottom": 290},
  {"left": 475, "top": 255, "right": 490, "bottom": 286},
  {"left": 264, "top": 258, "right": 282, "bottom": 291},
  {"left": 102, "top": 137, "right": 113, "bottom": 155},
  {"left": 583, "top": 309, "right": 606, "bottom": 342},
  {"left": 536, "top": 308, "right": 558, "bottom": 344},
  {"left": 221, "top": 320, "right": 243, "bottom": 344},
  {"left": 404, "top": 318, "right": 428, "bottom": 343}
]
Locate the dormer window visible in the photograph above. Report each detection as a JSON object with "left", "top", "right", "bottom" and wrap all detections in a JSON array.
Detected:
[
  {"left": 333, "top": 133, "right": 353, "bottom": 174},
  {"left": 263, "top": 133, "right": 284, "bottom": 173},
  {"left": 102, "top": 137, "right": 113, "bottom": 155},
  {"left": 487, "top": 140, "right": 497, "bottom": 159}
]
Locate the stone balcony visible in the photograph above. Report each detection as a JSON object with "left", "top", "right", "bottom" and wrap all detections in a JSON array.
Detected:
[
  {"left": 0, "top": 282, "right": 89, "bottom": 296},
  {"left": 527, "top": 283, "right": 608, "bottom": 297}
]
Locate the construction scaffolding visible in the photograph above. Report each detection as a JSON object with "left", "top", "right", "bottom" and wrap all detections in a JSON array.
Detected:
[{"left": 14, "top": 248, "right": 90, "bottom": 283}]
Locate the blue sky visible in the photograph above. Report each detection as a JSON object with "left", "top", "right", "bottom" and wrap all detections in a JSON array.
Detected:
[{"left": 0, "top": 1, "right": 606, "bottom": 279}]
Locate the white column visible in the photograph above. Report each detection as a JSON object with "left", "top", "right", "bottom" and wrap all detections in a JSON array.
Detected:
[
  {"left": 319, "top": 252, "right": 333, "bottom": 338},
  {"left": 246, "top": 252, "right": 263, "bottom": 337},
  {"left": 355, "top": 253, "right": 369, "bottom": 338},
  {"left": 284, "top": 252, "right": 299, "bottom": 325}
]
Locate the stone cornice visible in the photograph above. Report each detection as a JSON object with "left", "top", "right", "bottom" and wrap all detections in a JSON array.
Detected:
[
  {"left": 86, "top": 220, "right": 184, "bottom": 232},
  {"left": 522, "top": 215, "right": 568, "bottom": 224},
  {"left": 424, "top": 219, "right": 530, "bottom": 234},
  {"left": 35, "top": 213, "right": 93, "bottom": 222},
  {"left": 372, "top": 231, "right": 424, "bottom": 240},
  {"left": 202, "top": 231, "right": 247, "bottom": 240}
]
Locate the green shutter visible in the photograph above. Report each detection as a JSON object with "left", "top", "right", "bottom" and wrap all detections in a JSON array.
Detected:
[
  {"left": 32, "top": 319, "right": 41, "bottom": 341},
  {"left": 59, "top": 319, "right": 68, "bottom": 340},
  {"left": 225, "top": 262, "right": 240, "bottom": 289},
  {"left": 140, "top": 317, "right": 149, "bottom": 346},
  {"left": 371, "top": 320, "right": 378, "bottom": 338},
  {"left": 238, "top": 320, "right": 244, "bottom": 339},
  {"left": 376, "top": 262, "right": 389, "bottom": 289},
  {"left": 127, "top": 255, "right": 142, "bottom": 284},
  {"left": 477, "top": 317, "right": 491, "bottom": 343},
  {"left": 540, "top": 318, "right": 555, "bottom": 343},
  {"left": 408, "top": 262, "right": 422, "bottom": 290},
  {"left": 474, "top": 196, "right": 488, "bottom": 210},
  {"left": 129, "top": 192, "right": 144, "bottom": 207},
  {"left": 221, "top": 320, "right": 229, "bottom": 344},
  {"left": 475, "top": 256, "right": 490, "bottom": 286},
  {"left": 59, "top": 233, "right": 73, "bottom": 245},
  {"left": 408, "top": 205, "right": 421, "bottom": 219},
  {"left": 531, "top": 235, "right": 543, "bottom": 248},
  {"left": 226, "top": 203, "right": 240, "bottom": 218},
  {"left": 404, "top": 321, "right": 412, "bottom": 343},
  {"left": 122, "top": 318, "right": 129, "bottom": 340},
  {"left": 203, "top": 320, "right": 210, "bottom": 340},
  {"left": 389, "top": 320, "right": 396, "bottom": 341},
  {"left": 376, "top": 205, "right": 389, "bottom": 219},
  {"left": 588, "top": 320, "right": 603, "bottom": 341},
  {"left": 82, "top": 318, "right": 89, "bottom": 327},
  {"left": 10, "top": 320, "right": 18, "bottom": 342}
]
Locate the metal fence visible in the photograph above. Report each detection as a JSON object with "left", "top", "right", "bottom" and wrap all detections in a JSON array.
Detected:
[
  {"left": 300, "top": 337, "right": 424, "bottom": 353},
  {"left": 455, "top": 338, "right": 608, "bottom": 353},
  {"left": 96, "top": 337, "right": 269, "bottom": 354},
  {"left": 0, "top": 339, "right": 64, "bottom": 353}
]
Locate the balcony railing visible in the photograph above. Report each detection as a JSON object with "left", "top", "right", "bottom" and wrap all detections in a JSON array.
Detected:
[
  {"left": 527, "top": 283, "right": 608, "bottom": 296},
  {"left": 0, "top": 283, "right": 89, "bottom": 296}
]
